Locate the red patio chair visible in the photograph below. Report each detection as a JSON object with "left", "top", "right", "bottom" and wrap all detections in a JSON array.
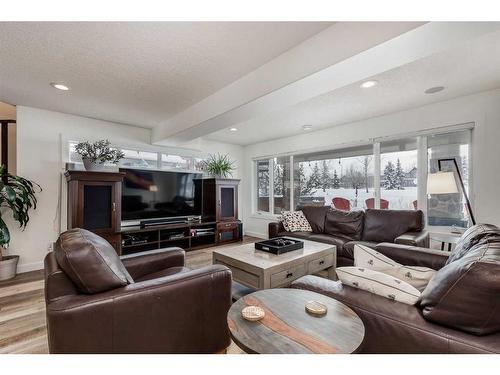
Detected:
[
  {"left": 365, "top": 198, "right": 389, "bottom": 209},
  {"left": 332, "top": 197, "right": 350, "bottom": 211}
]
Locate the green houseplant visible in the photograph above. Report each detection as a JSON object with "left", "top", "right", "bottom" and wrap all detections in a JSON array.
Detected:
[
  {"left": 0, "top": 165, "right": 41, "bottom": 281},
  {"left": 75, "top": 139, "right": 125, "bottom": 171},
  {"left": 203, "top": 153, "right": 235, "bottom": 178}
]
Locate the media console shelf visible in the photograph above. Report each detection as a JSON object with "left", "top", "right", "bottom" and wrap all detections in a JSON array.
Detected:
[{"left": 120, "top": 221, "right": 221, "bottom": 255}]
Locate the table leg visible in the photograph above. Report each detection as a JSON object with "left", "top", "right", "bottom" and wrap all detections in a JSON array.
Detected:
[{"left": 327, "top": 266, "right": 337, "bottom": 281}]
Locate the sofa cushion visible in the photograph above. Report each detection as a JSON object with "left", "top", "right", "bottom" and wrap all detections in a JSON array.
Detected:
[
  {"left": 281, "top": 211, "right": 312, "bottom": 232},
  {"left": 324, "top": 209, "right": 364, "bottom": 241},
  {"left": 308, "top": 233, "right": 348, "bottom": 249},
  {"left": 299, "top": 205, "right": 331, "bottom": 233},
  {"left": 362, "top": 209, "right": 424, "bottom": 243},
  {"left": 446, "top": 223, "right": 500, "bottom": 264},
  {"left": 337, "top": 266, "right": 421, "bottom": 305},
  {"left": 420, "top": 239, "right": 500, "bottom": 335},
  {"left": 343, "top": 241, "right": 378, "bottom": 260},
  {"left": 354, "top": 244, "right": 436, "bottom": 290},
  {"left": 55, "top": 228, "right": 134, "bottom": 294},
  {"left": 278, "top": 231, "right": 313, "bottom": 240}
]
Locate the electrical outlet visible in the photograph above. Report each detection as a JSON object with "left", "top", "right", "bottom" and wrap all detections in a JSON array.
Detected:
[{"left": 47, "top": 242, "right": 54, "bottom": 252}]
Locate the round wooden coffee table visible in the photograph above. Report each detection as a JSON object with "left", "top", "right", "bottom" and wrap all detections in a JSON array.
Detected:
[{"left": 228, "top": 288, "right": 365, "bottom": 354}]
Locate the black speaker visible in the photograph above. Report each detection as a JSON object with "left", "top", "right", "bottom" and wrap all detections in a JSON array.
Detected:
[{"left": 237, "top": 220, "right": 243, "bottom": 241}]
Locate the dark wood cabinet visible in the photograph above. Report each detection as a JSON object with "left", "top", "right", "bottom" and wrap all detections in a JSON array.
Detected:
[
  {"left": 200, "top": 178, "right": 239, "bottom": 222},
  {"left": 65, "top": 171, "right": 124, "bottom": 254},
  {"left": 217, "top": 221, "right": 239, "bottom": 244},
  {"left": 200, "top": 178, "right": 240, "bottom": 244}
]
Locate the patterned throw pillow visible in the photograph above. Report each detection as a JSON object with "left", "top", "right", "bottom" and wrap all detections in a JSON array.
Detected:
[
  {"left": 337, "top": 266, "right": 421, "bottom": 305},
  {"left": 354, "top": 244, "right": 436, "bottom": 290},
  {"left": 280, "top": 211, "right": 312, "bottom": 232}
]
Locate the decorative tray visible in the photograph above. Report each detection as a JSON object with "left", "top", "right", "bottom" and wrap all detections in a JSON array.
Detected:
[{"left": 254, "top": 237, "right": 304, "bottom": 255}]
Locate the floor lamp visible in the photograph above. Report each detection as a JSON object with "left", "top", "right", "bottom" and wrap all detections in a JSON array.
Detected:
[{"left": 427, "top": 158, "right": 476, "bottom": 226}]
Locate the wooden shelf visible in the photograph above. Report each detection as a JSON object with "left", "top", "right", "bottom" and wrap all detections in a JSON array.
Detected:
[{"left": 122, "top": 241, "right": 160, "bottom": 249}]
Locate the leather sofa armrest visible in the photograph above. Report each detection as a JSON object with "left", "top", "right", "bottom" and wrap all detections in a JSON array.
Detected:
[
  {"left": 120, "top": 247, "right": 185, "bottom": 280},
  {"left": 375, "top": 242, "right": 449, "bottom": 270},
  {"left": 268, "top": 221, "right": 285, "bottom": 238},
  {"left": 46, "top": 265, "right": 232, "bottom": 353},
  {"left": 395, "top": 231, "right": 430, "bottom": 248}
]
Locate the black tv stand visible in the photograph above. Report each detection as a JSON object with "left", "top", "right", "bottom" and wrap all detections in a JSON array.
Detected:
[{"left": 120, "top": 220, "right": 221, "bottom": 256}]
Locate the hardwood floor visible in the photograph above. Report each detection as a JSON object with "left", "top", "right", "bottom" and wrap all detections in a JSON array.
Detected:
[{"left": 0, "top": 236, "right": 259, "bottom": 354}]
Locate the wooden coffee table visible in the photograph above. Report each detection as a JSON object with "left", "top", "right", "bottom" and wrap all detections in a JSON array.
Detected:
[
  {"left": 213, "top": 239, "right": 336, "bottom": 289},
  {"left": 228, "top": 288, "right": 365, "bottom": 354}
]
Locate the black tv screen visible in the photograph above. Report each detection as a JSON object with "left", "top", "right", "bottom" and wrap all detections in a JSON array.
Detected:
[{"left": 120, "top": 168, "right": 203, "bottom": 221}]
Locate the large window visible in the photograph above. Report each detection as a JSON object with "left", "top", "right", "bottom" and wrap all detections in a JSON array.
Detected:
[
  {"left": 254, "top": 127, "right": 472, "bottom": 227},
  {"left": 68, "top": 141, "right": 206, "bottom": 172},
  {"left": 256, "top": 159, "right": 270, "bottom": 212},
  {"left": 380, "top": 138, "right": 418, "bottom": 210},
  {"left": 293, "top": 145, "right": 374, "bottom": 211},
  {"left": 427, "top": 130, "right": 471, "bottom": 227},
  {"left": 273, "top": 157, "right": 291, "bottom": 214}
]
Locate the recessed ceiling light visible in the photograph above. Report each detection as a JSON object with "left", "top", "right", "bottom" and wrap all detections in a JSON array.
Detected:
[
  {"left": 229, "top": 127, "right": 238, "bottom": 132},
  {"left": 50, "top": 82, "right": 69, "bottom": 91},
  {"left": 425, "top": 86, "right": 445, "bottom": 94},
  {"left": 360, "top": 80, "right": 378, "bottom": 89},
  {"left": 302, "top": 125, "right": 313, "bottom": 131}
]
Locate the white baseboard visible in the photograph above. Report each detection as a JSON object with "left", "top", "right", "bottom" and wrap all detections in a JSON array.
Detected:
[
  {"left": 17, "top": 261, "right": 44, "bottom": 274},
  {"left": 244, "top": 231, "right": 267, "bottom": 239}
]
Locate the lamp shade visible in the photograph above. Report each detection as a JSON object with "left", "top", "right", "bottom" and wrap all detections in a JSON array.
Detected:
[{"left": 427, "top": 172, "right": 459, "bottom": 194}]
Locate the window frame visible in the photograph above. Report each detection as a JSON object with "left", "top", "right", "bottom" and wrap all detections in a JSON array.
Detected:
[
  {"left": 252, "top": 124, "right": 474, "bottom": 227},
  {"left": 67, "top": 140, "right": 206, "bottom": 173}
]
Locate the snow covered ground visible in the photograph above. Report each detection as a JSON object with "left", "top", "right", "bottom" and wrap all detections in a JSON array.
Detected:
[{"left": 309, "top": 187, "right": 418, "bottom": 210}]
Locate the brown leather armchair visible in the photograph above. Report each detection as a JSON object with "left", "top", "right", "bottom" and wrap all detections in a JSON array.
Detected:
[{"left": 44, "top": 228, "right": 232, "bottom": 354}]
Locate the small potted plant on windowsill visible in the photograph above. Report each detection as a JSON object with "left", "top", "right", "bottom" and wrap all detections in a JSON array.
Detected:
[
  {"left": 0, "top": 165, "right": 41, "bottom": 281},
  {"left": 75, "top": 139, "right": 125, "bottom": 171},
  {"left": 202, "top": 153, "right": 235, "bottom": 178}
]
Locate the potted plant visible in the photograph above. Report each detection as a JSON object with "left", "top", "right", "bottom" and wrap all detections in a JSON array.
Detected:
[
  {"left": 75, "top": 139, "right": 125, "bottom": 171},
  {"left": 0, "top": 165, "right": 41, "bottom": 281},
  {"left": 202, "top": 153, "right": 235, "bottom": 178}
]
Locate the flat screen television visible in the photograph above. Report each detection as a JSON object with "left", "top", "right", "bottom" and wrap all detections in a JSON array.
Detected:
[{"left": 120, "top": 168, "right": 203, "bottom": 223}]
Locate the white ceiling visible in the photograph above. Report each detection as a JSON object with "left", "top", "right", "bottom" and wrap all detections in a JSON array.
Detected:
[
  {"left": 2, "top": 22, "right": 500, "bottom": 147},
  {"left": 0, "top": 22, "right": 331, "bottom": 127},
  {"left": 206, "top": 28, "right": 500, "bottom": 145}
]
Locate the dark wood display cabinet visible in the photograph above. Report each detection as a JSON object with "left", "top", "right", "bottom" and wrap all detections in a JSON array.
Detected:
[
  {"left": 65, "top": 170, "right": 124, "bottom": 253},
  {"left": 66, "top": 172, "right": 242, "bottom": 256},
  {"left": 198, "top": 178, "right": 241, "bottom": 244}
]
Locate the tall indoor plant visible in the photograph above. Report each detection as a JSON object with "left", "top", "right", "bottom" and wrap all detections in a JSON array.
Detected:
[
  {"left": 203, "top": 153, "right": 235, "bottom": 178},
  {"left": 0, "top": 165, "right": 41, "bottom": 281},
  {"left": 75, "top": 139, "right": 125, "bottom": 171}
]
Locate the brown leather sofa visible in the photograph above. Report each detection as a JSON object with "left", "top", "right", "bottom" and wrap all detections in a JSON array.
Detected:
[
  {"left": 44, "top": 228, "right": 232, "bottom": 354},
  {"left": 292, "top": 223, "right": 500, "bottom": 353},
  {"left": 269, "top": 207, "right": 429, "bottom": 266}
]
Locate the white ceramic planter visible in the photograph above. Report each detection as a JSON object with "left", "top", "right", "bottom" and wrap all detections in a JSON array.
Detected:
[
  {"left": 82, "top": 158, "right": 105, "bottom": 171},
  {"left": 0, "top": 255, "right": 19, "bottom": 281}
]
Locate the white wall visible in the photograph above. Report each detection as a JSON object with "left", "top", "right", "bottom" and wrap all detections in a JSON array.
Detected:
[
  {"left": 9, "top": 106, "right": 243, "bottom": 272},
  {"left": 242, "top": 88, "right": 500, "bottom": 238}
]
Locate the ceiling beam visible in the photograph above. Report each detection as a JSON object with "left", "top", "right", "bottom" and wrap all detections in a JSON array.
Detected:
[{"left": 152, "top": 22, "right": 500, "bottom": 146}]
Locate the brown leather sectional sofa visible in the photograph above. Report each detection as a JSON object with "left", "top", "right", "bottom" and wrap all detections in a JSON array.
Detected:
[
  {"left": 292, "top": 224, "right": 500, "bottom": 353},
  {"left": 44, "top": 228, "right": 232, "bottom": 353},
  {"left": 269, "top": 207, "right": 429, "bottom": 266}
]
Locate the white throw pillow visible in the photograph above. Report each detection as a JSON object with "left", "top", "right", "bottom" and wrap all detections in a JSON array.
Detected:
[
  {"left": 281, "top": 211, "right": 312, "bottom": 232},
  {"left": 354, "top": 244, "right": 436, "bottom": 290},
  {"left": 337, "top": 266, "right": 421, "bottom": 305}
]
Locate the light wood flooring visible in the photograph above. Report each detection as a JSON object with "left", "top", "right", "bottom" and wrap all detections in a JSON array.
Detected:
[{"left": 0, "top": 236, "right": 259, "bottom": 354}]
